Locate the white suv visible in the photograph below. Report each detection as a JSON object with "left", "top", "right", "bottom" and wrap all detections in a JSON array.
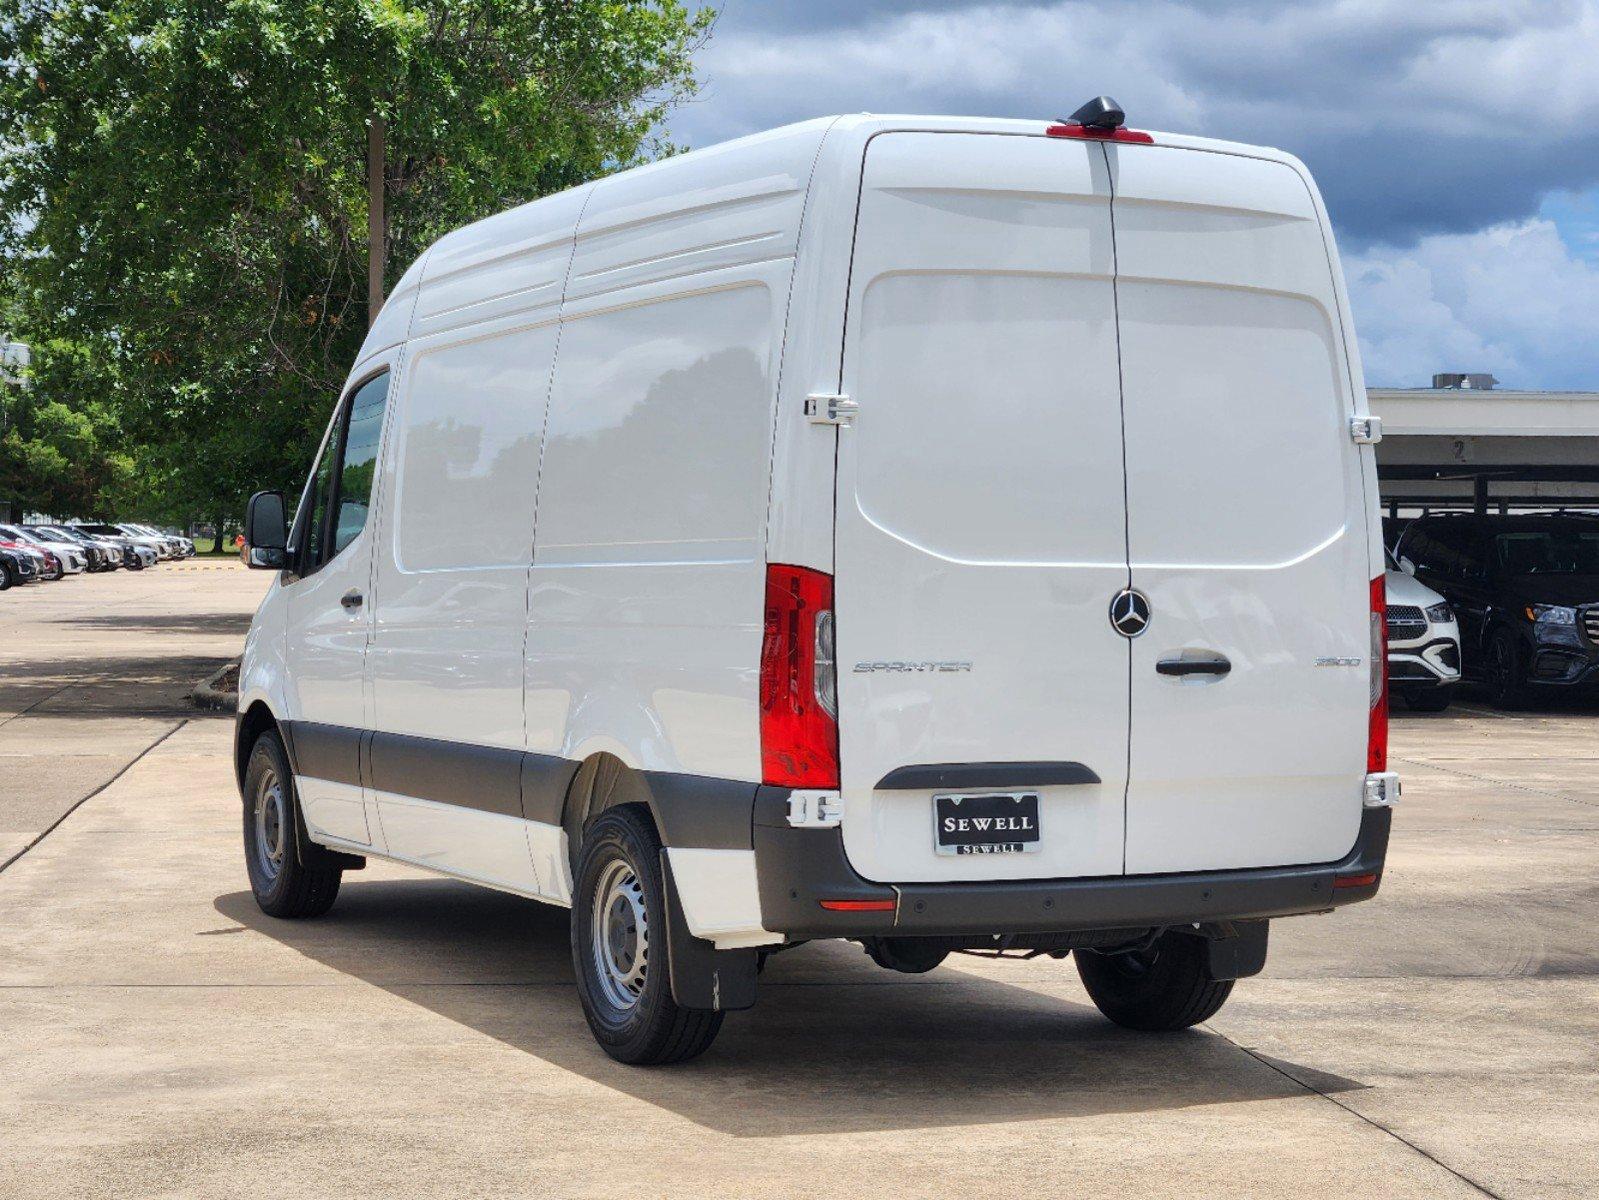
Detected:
[{"left": 1385, "top": 552, "right": 1462, "bottom": 712}]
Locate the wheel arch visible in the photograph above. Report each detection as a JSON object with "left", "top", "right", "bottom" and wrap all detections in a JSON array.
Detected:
[
  {"left": 560, "top": 752, "right": 660, "bottom": 872},
  {"left": 235, "top": 700, "right": 285, "bottom": 793}
]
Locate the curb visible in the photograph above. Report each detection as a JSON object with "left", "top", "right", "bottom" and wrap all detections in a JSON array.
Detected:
[{"left": 190, "top": 660, "right": 239, "bottom": 712}]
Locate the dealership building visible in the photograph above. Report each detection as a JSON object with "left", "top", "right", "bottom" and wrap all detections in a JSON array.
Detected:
[{"left": 1370, "top": 375, "right": 1599, "bottom": 518}]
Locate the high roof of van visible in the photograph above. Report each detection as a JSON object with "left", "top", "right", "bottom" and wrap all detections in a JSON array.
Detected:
[{"left": 355, "top": 113, "right": 1311, "bottom": 369}]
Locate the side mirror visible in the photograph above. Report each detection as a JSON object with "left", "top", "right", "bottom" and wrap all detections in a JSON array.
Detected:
[
  {"left": 1398, "top": 556, "right": 1417, "bottom": 576},
  {"left": 243, "top": 490, "right": 288, "bottom": 570}
]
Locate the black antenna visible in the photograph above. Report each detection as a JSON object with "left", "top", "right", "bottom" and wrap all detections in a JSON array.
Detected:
[{"left": 1063, "top": 96, "right": 1125, "bottom": 131}]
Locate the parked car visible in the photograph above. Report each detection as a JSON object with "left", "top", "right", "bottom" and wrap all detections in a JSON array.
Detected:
[
  {"left": 32, "top": 524, "right": 116, "bottom": 570},
  {"left": 1396, "top": 513, "right": 1599, "bottom": 707},
  {"left": 0, "top": 538, "right": 45, "bottom": 584},
  {"left": 234, "top": 107, "right": 1396, "bottom": 1065},
  {"left": 1384, "top": 550, "right": 1460, "bottom": 711},
  {"left": 72, "top": 523, "right": 156, "bottom": 569},
  {"left": 0, "top": 524, "right": 87, "bottom": 577},
  {"left": 0, "top": 525, "right": 71, "bottom": 579},
  {"left": 0, "top": 542, "right": 40, "bottom": 588},
  {"left": 118, "top": 523, "right": 181, "bottom": 559},
  {"left": 37, "top": 524, "right": 123, "bottom": 569}
]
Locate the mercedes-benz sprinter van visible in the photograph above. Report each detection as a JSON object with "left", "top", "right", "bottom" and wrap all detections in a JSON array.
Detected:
[{"left": 237, "top": 106, "right": 1396, "bottom": 1065}]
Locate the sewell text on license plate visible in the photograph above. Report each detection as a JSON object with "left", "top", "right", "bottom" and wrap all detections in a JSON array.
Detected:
[{"left": 934, "top": 792, "right": 1041, "bottom": 855}]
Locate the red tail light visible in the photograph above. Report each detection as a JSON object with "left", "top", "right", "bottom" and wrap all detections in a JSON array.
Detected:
[
  {"left": 1046, "top": 123, "right": 1154, "bottom": 144},
  {"left": 761, "top": 564, "right": 840, "bottom": 788},
  {"left": 1369, "top": 574, "right": 1388, "bottom": 773}
]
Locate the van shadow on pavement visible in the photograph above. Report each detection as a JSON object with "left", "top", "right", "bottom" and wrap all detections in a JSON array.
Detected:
[{"left": 215, "top": 879, "right": 1364, "bottom": 1136}]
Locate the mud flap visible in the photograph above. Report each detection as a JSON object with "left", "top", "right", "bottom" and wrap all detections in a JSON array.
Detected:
[
  {"left": 291, "top": 791, "right": 366, "bottom": 872},
  {"left": 1196, "top": 919, "right": 1269, "bottom": 980},
  {"left": 660, "top": 851, "right": 758, "bottom": 1012}
]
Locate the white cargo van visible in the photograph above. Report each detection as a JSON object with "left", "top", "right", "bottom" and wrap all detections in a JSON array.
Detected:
[{"left": 238, "top": 102, "right": 1397, "bottom": 1065}]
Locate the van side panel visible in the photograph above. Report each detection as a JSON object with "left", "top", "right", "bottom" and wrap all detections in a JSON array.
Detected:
[
  {"left": 526, "top": 130, "right": 818, "bottom": 785},
  {"left": 1109, "top": 145, "right": 1369, "bottom": 873},
  {"left": 361, "top": 188, "right": 584, "bottom": 893},
  {"left": 523, "top": 128, "right": 820, "bottom": 937}
]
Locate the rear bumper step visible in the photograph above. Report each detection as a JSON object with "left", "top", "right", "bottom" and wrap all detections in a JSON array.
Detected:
[{"left": 753, "top": 790, "right": 1389, "bottom": 940}]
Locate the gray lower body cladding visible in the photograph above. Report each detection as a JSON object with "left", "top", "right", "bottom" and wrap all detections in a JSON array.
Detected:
[
  {"left": 254, "top": 719, "right": 1388, "bottom": 943},
  {"left": 752, "top": 786, "right": 1390, "bottom": 940}
]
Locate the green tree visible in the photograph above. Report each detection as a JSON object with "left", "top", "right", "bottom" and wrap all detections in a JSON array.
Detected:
[{"left": 0, "top": 0, "right": 711, "bottom": 530}]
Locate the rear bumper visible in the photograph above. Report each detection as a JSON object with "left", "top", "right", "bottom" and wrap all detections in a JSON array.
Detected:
[{"left": 753, "top": 790, "right": 1390, "bottom": 941}]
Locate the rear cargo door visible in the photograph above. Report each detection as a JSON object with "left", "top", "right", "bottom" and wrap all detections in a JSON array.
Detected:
[
  {"left": 833, "top": 132, "right": 1130, "bottom": 884},
  {"left": 1108, "top": 145, "right": 1370, "bottom": 874}
]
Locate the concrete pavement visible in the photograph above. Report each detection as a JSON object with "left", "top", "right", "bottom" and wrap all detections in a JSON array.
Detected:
[{"left": 1, "top": 563, "right": 1596, "bottom": 1198}]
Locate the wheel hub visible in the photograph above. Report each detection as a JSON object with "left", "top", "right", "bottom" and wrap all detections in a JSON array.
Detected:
[
  {"left": 591, "top": 859, "right": 649, "bottom": 1012},
  {"left": 254, "top": 769, "right": 287, "bottom": 884}
]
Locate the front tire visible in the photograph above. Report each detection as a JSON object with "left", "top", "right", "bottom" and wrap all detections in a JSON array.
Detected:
[
  {"left": 1075, "top": 930, "right": 1234, "bottom": 1031},
  {"left": 1485, "top": 628, "right": 1529, "bottom": 710},
  {"left": 0, "top": 561, "right": 11, "bottom": 590},
  {"left": 571, "top": 807, "right": 723, "bottom": 1065},
  {"left": 242, "top": 730, "right": 342, "bottom": 918}
]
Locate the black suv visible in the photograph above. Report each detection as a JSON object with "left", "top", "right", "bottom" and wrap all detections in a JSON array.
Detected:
[{"left": 1395, "top": 513, "right": 1599, "bottom": 707}]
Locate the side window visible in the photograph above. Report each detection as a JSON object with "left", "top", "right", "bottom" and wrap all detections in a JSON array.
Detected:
[
  {"left": 299, "top": 426, "right": 339, "bottom": 569},
  {"left": 1400, "top": 527, "right": 1441, "bottom": 575},
  {"left": 1460, "top": 532, "right": 1490, "bottom": 580},
  {"left": 331, "top": 373, "right": 389, "bottom": 556}
]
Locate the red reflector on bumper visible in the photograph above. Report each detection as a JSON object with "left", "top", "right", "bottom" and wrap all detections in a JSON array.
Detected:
[
  {"left": 1333, "top": 873, "right": 1378, "bottom": 889},
  {"left": 818, "top": 898, "right": 896, "bottom": 912}
]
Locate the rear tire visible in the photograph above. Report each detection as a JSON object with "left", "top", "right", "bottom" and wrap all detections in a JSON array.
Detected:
[
  {"left": 242, "top": 730, "right": 342, "bottom": 918},
  {"left": 571, "top": 807, "right": 723, "bottom": 1065},
  {"left": 0, "top": 561, "right": 11, "bottom": 590},
  {"left": 1075, "top": 930, "right": 1234, "bottom": 1031}
]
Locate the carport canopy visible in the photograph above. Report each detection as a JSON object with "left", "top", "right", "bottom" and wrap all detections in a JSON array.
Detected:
[{"left": 1368, "top": 387, "right": 1599, "bottom": 515}]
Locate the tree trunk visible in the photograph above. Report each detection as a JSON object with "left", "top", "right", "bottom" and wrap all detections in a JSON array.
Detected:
[
  {"left": 217, "top": 511, "right": 226, "bottom": 554},
  {"left": 368, "top": 114, "right": 386, "bottom": 327}
]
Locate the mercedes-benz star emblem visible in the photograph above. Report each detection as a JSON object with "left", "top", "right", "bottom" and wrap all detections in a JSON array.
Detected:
[{"left": 1109, "top": 588, "right": 1151, "bottom": 638}]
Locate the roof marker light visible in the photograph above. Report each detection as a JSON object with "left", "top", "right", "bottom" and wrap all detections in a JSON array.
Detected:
[{"left": 1047, "top": 94, "right": 1154, "bottom": 144}]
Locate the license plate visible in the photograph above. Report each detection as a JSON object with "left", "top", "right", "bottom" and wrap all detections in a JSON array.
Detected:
[{"left": 934, "top": 792, "right": 1041, "bottom": 855}]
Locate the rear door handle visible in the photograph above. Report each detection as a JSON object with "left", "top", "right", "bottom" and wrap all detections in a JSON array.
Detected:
[
  {"left": 340, "top": 589, "right": 364, "bottom": 610},
  {"left": 1156, "top": 655, "right": 1230, "bottom": 677}
]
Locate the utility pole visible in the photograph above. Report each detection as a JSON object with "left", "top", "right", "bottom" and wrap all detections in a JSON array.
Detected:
[{"left": 367, "top": 115, "right": 386, "bottom": 327}]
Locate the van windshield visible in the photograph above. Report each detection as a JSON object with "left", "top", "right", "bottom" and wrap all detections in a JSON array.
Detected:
[{"left": 1494, "top": 531, "right": 1599, "bottom": 576}]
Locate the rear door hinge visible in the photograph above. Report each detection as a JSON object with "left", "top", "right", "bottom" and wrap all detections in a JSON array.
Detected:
[
  {"left": 805, "top": 393, "right": 858, "bottom": 426},
  {"left": 787, "top": 790, "right": 843, "bottom": 828},
  {"left": 1349, "top": 415, "right": 1382, "bottom": 444}
]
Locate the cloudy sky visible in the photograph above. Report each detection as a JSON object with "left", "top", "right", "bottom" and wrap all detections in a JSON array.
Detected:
[{"left": 668, "top": 0, "right": 1599, "bottom": 389}]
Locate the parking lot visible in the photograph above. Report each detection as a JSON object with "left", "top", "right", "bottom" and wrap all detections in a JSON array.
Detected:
[{"left": 1, "top": 564, "right": 1596, "bottom": 1199}]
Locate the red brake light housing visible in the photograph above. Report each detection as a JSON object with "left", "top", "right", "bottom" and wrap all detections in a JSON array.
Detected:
[
  {"left": 1046, "top": 123, "right": 1154, "bottom": 144},
  {"left": 1369, "top": 574, "right": 1388, "bottom": 773},
  {"left": 761, "top": 564, "right": 839, "bottom": 788}
]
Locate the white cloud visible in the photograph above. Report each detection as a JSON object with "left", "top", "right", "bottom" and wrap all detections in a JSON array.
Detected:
[
  {"left": 681, "top": 1, "right": 1599, "bottom": 242},
  {"left": 1347, "top": 219, "right": 1599, "bottom": 388},
  {"left": 678, "top": 1, "right": 1599, "bottom": 389}
]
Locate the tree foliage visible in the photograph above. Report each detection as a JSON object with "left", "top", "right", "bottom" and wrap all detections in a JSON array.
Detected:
[{"left": 0, "top": 0, "right": 710, "bottom": 525}]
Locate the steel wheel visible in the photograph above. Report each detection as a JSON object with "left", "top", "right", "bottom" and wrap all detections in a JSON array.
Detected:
[
  {"left": 252, "top": 766, "right": 289, "bottom": 887},
  {"left": 590, "top": 857, "right": 650, "bottom": 1013}
]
